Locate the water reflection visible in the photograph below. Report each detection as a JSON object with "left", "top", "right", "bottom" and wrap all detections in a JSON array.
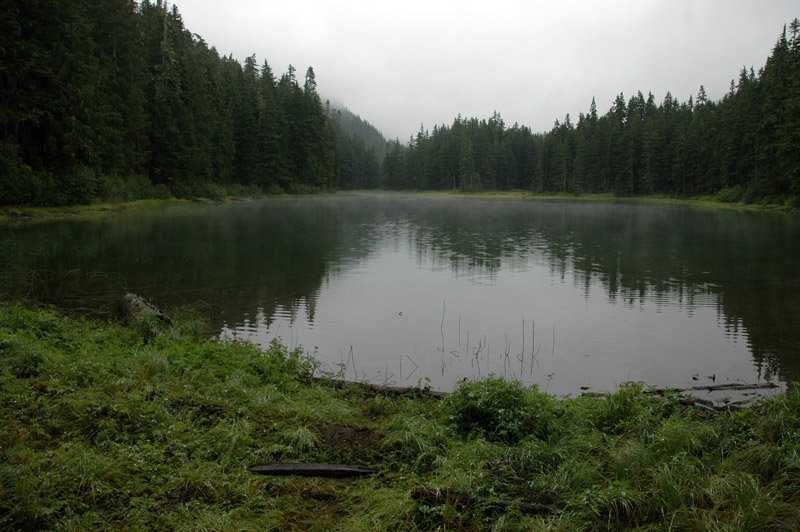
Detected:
[{"left": 1, "top": 194, "right": 798, "bottom": 395}]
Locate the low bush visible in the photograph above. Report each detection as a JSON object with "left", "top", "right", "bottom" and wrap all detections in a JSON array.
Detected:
[
  {"left": 715, "top": 185, "right": 744, "bottom": 203},
  {"left": 287, "top": 183, "right": 320, "bottom": 195},
  {"left": 192, "top": 182, "right": 228, "bottom": 202},
  {"left": 443, "top": 375, "right": 559, "bottom": 443}
]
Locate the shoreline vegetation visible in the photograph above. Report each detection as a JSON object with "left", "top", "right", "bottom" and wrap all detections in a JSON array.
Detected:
[
  {"left": 2, "top": 303, "right": 799, "bottom": 531},
  {"left": 2, "top": 190, "right": 799, "bottom": 224}
]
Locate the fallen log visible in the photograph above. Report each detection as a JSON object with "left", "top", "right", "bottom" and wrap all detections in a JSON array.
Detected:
[
  {"left": 411, "top": 487, "right": 554, "bottom": 515},
  {"left": 581, "top": 381, "right": 778, "bottom": 398},
  {"left": 677, "top": 396, "right": 748, "bottom": 412},
  {"left": 249, "top": 462, "right": 377, "bottom": 478},
  {"left": 676, "top": 382, "right": 778, "bottom": 393}
]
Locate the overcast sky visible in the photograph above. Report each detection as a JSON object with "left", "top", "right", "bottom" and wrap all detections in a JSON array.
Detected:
[{"left": 171, "top": 0, "right": 797, "bottom": 141}]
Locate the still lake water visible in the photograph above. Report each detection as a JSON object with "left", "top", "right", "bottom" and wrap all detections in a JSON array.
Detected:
[{"left": 2, "top": 194, "right": 799, "bottom": 398}]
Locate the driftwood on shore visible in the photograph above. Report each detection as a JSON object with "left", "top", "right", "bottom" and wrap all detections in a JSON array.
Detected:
[
  {"left": 249, "top": 462, "right": 377, "bottom": 478},
  {"left": 581, "top": 381, "right": 778, "bottom": 397},
  {"left": 654, "top": 382, "right": 778, "bottom": 394},
  {"left": 580, "top": 381, "right": 779, "bottom": 411},
  {"left": 118, "top": 293, "right": 172, "bottom": 325},
  {"left": 411, "top": 487, "right": 554, "bottom": 515}
]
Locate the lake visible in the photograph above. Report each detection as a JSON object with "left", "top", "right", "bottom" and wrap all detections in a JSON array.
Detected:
[{"left": 2, "top": 194, "right": 798, "bottom": 399}]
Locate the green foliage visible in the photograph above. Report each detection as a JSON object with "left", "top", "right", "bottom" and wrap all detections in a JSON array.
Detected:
[
  {"left": 383, "top": 20, "right": 800, "bottom": 203},
  {"left": 380, "top": 414, "right": 449, "bottom": 471},
  {"left": 716, "top": 185, "right": 745, "bottom": 203},
  {"left": 287, "top": 183, "right": 321, "bottom": 195},
  {"left": 0, "top": 2, "right": 339, "bottom": 207},
  {"left": 593, "top": 381, "right": 649, "bottom": 433},
  {"left": 192, "top": 182, "right": 228, "bottom": 202},
  {"left": 444, "top": 376, "right": 558, "bottom": 443},
  {"left": 2, "top": 304, "right": 800, "bottom": 531}
]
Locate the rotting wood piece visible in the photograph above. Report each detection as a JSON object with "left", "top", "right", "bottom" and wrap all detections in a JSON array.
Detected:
[
  {"left": 411, "top": 487, "right": 554, "bottom": 515},
  {"left": 249, "top": 462, "right": 377, "bottom": 478}
]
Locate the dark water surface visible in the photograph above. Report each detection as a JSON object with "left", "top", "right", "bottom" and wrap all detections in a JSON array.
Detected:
[{"left": 2, "top": 194, "right": 799, "bottom": 398}]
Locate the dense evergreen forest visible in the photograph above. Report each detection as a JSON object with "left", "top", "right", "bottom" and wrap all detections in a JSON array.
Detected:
[
  {"left": 1, "top": 1, "right": 798, "bottom": 206},
  {"left": 0, "top": 0, "right": 380, "bottom": 206},
  {"left": 327, "top": 105, "right": 384, "bottom": 190},
  {"left": 383, "top": 20, "right": 800, "bottom": 203}
]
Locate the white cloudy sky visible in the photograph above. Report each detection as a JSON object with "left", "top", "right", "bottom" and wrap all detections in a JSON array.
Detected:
[{"left": 171, "top": 0, "right": 797, "bottom": 140}]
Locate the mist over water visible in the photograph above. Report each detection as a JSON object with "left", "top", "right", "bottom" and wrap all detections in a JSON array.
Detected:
[
  {"left": 217, "top": 196, "right": 799, "bottom": 398},
  {"left": 2, "top": 194, "right": 798, "bottom": 398}
]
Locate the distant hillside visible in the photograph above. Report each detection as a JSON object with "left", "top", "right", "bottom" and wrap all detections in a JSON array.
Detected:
[
  {"left": 327, "top": 104, "right": 388, "bottom": 161},
  {"left": 326, "top": 103, "right": 388, "bottom": 189}
]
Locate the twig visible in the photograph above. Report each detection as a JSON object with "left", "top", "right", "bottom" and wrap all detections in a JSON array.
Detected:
[
  {"left": 438, "top": 299, "right": 446, "bottom": 353},
  {"left": 405, "top": 353, "right": 419, "bottom": 381}
]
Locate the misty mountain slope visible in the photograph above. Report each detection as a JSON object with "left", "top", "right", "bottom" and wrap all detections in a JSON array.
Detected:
[{"left": 327, "top": 103, "right": 388, "bottom": 189}]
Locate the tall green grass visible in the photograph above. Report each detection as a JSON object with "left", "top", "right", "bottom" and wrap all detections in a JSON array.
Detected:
[{"left": 2, "top": 303, "right": 799, "bottom": 531}]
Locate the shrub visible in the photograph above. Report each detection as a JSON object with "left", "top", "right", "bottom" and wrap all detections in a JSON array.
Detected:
[
  {"left": 264, "top": 183, "right": 285, "bottom": 195},
  {"left": 0, "top": 141, "right": 37, "bottom": 206},
  {"left": 715, "top": 185, "right": 744, "bottom": 203},
  {"left": 225, "top": 183, "right": 262, "bottom": 198},
  {"left": 287, "top": 183, "right": 319, "bottom": 195},
  {"left": 152, "top": 183, "right": 172, "bottom": 200},
  {"left": 192, "top": 182, "right": 227, "bottom": 202},
  {"left": 593, "top": 382, "right": 648, "bottom": 433},
  {"left": 443, "top": 376, "right": 557, "bottom": 443}
]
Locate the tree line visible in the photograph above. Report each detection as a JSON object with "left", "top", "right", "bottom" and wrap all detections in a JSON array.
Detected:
[
  {"left": 1, "top": 0, "right": 356, "bottom": 206},
  {"left": 327, "top": 105, "right": 383, "bottom": 190},
  {"left": 382, "top": 20, "right": 800, "bottom": 203},
  {"left": 2, "top": 2, "right": 797, "bottom": 206}
]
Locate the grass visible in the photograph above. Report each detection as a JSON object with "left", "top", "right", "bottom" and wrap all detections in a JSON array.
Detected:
[
  {"left": 4, "top": 189, "right": 799, "bottom": 224},
  {"left": 0, "top": 198, "right": 196, "bottom": 223},
  {"left": 1, "top": 303, "right": 799, "bottom": 531}
]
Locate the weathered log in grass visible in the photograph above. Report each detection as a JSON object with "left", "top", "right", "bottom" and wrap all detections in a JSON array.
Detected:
[
  {"left": 411, "top": 487, "right": 554, "bottom": 515},
  {"left": 249, "top": 462, "right": 377, "bottom": 478}
]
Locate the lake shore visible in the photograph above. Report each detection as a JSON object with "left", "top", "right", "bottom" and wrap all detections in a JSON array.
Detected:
[
  {"left": 2, "top": 190, "right": 797, "bottom": 224},
  {"left": 2, "top": 302, "right": 798, "bottom": 531}
]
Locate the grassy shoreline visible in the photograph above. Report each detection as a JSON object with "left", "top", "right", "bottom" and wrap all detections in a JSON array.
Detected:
[
  {"left": 2, "top": 190, "right": 798, "bottom": 223},
  {"left": 2, "top": 303, "right": 799, "bottom": 531}
]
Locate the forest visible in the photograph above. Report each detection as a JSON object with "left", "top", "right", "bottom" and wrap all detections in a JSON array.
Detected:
[
  {"left": 1, "top": 1, "right": 799, "bottom": 206},
  {"left": 383, "top": 19, "right": 800, "bottom": 203},
  {"left": 0, "top": 0, "right": 372, "bottom": 205}
]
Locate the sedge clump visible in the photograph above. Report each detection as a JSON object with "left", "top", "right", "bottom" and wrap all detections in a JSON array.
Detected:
[{"left": 443, "top": 375, "right": 560, "bottom": 443}]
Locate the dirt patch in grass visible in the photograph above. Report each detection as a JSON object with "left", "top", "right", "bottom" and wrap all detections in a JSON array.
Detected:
[{"left": 320, "top": 425, "right": 384, "bottom": 462}]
